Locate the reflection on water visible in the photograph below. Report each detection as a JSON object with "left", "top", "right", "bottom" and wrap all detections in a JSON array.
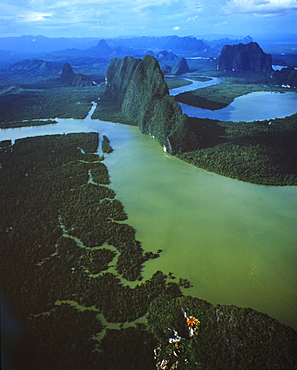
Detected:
[
  {"left": 1, "top": 101, "right": 297, "bottom": 330},
  {"left": 179, "top": 91, "right": 297, "bottom": 122}
]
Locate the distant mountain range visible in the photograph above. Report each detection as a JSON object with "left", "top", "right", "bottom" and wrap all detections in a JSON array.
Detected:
[
  {"left": 0, "top": 34, "right": 254, "bottom": 63},
  {"left": 206, "top": 35, "right": 253, "bottom": 53},
  {"left": 0, "top": 35, "right": 99, "bottom": 54},
  {"left": 4, "top": 59, "right": 63, "bottom": 74}
]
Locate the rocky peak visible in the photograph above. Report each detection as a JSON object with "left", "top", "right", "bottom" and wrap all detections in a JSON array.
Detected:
[
  {"left": 94, "top": 39, "right": 113, "bottom": 56},
  {"left": 60, "top": 62, "right": 93, "bottom": 87},
  {"left": 103, "top": 55, "right": 189, "bottom": 153},
  {"left": 217, "top": 42, "right": 272, "bottom": 72},
  {"left": 60, "top": 62, "right": 75, "bottom": 84},
  {"left": 172, "top": 57, "right": 190, "bottom": 75}
]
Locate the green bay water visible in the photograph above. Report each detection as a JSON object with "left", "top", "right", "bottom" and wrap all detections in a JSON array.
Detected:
[
  {"left": 1, "top": 100, "right": 297, "bottom": 330},
  {"left": 84, "top": 117, "right": 297, "bottom": 330}
]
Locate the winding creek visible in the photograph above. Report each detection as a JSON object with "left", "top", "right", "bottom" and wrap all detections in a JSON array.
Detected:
[{"left": 1, "top": 78, "right": 297, "bottom": 330}]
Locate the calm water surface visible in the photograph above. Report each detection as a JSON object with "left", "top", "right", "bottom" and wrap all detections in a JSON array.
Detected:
[
  {"left": 180, "top": 91, "right": 297, "bottom": 122},
  {"left": 1, "top": 86, "right": 297, "bottom": 330},
  {"left": 96, "top": 119, "right": 297, "bottom": 330}
]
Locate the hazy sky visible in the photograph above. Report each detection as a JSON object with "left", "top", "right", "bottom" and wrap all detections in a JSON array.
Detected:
[{"left": 1, "top": 0, "right": 296, "bottom": 38}]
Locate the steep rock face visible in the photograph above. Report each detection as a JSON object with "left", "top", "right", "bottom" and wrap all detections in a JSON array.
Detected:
[
  {"left": 217, "top": 42, "right": 272, "bottom": 72},
  {"left": 172, "top": 57, "right": 190, "bottom": 75},
  {"left": 104, "top": 55, "right": 189, "bottom": 153},
  {"left": 60, "top": 63, "right": 93, "bottom": 87}
]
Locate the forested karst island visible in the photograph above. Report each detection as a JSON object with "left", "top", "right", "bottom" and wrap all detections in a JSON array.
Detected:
[
  {"left": 93, "top": 55, "right": 191, "bottom": 154},
  {"left": 94, "top": 47, "right": 297, "bottom": 185},
  {"left": 0, "top": 34, "right": 297, "bottom": 368},
  {"left": 217, "top": 42, "right": 273, "bottom": 72}
]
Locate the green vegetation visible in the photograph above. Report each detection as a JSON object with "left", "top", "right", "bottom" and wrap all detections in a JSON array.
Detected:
[
  {"left": 177, "top": 92, "right": 227, "bottom": 110},
  {"left": 2, "top": 55, "right": 294, "bottom": 185},
  {"left": 93, "top": 55, "right": 297, "bottom": 185},
  {"left": 0, "top": 119, "right": 58, "bottom": 128},
  {"left": 187, "top": 76, "right": 212, "bottom": 82},
  {"left": 148, "top": 295, "right": 297, "bottom": 369},
  {"left": 273, "top": 66, "right": 297, "bottom": 88},
  {"left": 101, "top": 134, "right": 113, "bottom": 153},
  {"left": 164, "top": 77, "right": 212, "bottom": 90},
  {"left": 0, "top": 85, "right": 104, "bottom": 123},
  {"left": 1, "top": 125, "right": 296, "bottom": 368},
  {"left": 93, "top": 55, "right": 191, "bottom": 154},
  {"left": 1, "top": 47, "right": 296, "bottom": 368},
  {"left": 164, "top": 77, "right": 192, "bottom": 90},
  {"left": 29, "top": 304, "right": 104, "bottom": 369},
  {"left": 179, "top": 114, "right": 297, "bottom": 185},
  {"left": 171, "top": 73, "right": 297, "bottom": 185},
  {"left": 0, "top": 133, "right": 184, "bottom": 368},
  {"left": 98, "top": 326, "right": 157, "bottom": 369}
]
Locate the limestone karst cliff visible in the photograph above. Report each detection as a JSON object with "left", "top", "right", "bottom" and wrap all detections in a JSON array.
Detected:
[
  {"left": 172, "top": 57, "right": 190, "bottom": 76},
  {"left": 60, "top": 63, "right": 94, "bottom": 87},
  {"left": 217, "top": 42, "right": 272, "bottom": 72},
  {"left": 103, "top": 55, "right": 190, "bottom": 153}
]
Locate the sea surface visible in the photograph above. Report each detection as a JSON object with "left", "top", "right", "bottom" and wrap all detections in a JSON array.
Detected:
[{"left": 1, "top": 80, "right": 297, "bottom": 330}]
